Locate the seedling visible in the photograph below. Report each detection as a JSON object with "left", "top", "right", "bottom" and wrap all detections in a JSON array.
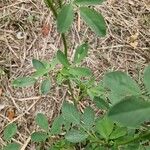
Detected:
[
  {"left": 2, "top": 123, "right": 20, "bottom": 150},
  {"left": 9, "top": 0, "right": 150, "bottom": 149}
]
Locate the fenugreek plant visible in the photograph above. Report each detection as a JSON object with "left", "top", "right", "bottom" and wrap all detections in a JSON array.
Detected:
[
  {"left": 2, "top": 0, "right": 150, "bottom": 149},
  {"left": 2, "top": 123, "right": 20, "bottom": 150}
]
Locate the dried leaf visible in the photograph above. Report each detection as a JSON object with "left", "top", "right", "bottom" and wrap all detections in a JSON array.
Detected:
[
  {"left": 0, "top": 105, "right": 5, "bottom": 111},
  {"left": 6, "top": 108, "right": 16, "bottom": 120},
  {"left": 41, "top": 24, "right": 51, "bottom": 37},
  {"left": 130, "top": 32, "right": 139, "bottom": 42},
  {"left": 0, "top": 88, "right": 2, "bottom": 97},
  {"left": 130, "top": 41, "right": 138, "bottom": 49},
  {"left": 128, "top": 32, "right": 139, "bottom": 49}
]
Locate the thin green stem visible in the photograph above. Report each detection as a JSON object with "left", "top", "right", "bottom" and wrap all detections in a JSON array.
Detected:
[
  {"left": 47, "top": 0, "right": 67, "bottom": 57},
  {"left": 77, "top": 89, "right": 86, "bottom": 102},
  {"left": 55, "top": 0, "right": 74, "bottom": 103},
  {"left": 118, "top": 132, "right": 150, "bottom": 146},
  {"left": 78, "top": 121, "right": 99, "bottom": 141},
  {"left": 57, "top": 0, "right": 62, "bottom": 8},
  {"left": 61, "top": 33, "right": 68, "bottom": 57},
  {"left": 46, "top": 0, "right": 57, "bottom": 18},
  {"left": 46, "top": 0, "right": 75, "bottom": 105}
]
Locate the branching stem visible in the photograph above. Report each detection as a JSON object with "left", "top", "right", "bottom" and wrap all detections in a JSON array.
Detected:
[{"left": 47, "top": 0, "right": 76, "bottom": 105}]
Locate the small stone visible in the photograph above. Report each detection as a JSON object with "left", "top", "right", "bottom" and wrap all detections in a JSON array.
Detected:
[{"left": 16, "top": 31, "right": 25, "bottom": 40}]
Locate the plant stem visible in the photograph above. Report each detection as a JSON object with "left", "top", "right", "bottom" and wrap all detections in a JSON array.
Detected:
[
  {"left": 46, "top": 0, "right": 57, "bottom": 18},
  {"left": 47, "top": 0, "right": 67, "bottom": 57},
  {"left": 57, "top": 0, "right": 62, "bottom": 7},
  {"left": 61, "top": 33, "right": 68, "bottom": 57},
  {"left": 55, "top": 1, "right": 75, "bottom": 104},
  {"left": 46, "top": 0, "right": 75, "bottom": 105},
  {"left": 118, "top": 132, "right": 150, "bottom": 146},
  {"left": 67, "top": 80, "right": 77, "bottom": 106}
]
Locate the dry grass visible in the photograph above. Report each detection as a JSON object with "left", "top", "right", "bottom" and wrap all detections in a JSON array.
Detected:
[{"left": 0, "top": 0, "right": 150, "bottom": 149}]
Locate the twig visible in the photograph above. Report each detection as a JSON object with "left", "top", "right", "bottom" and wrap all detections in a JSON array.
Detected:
[
  {"left": 21, "top": 136, "right": 31, "bottom": 150},
  {"left": 8, "top": 92, "right": 20, "bottom": 112},
  {"left": 5, "top": 98, "right": 40, "bottom": 126},
  {"left": 15, "top": 96, "right": 41, "bottom": 101}
]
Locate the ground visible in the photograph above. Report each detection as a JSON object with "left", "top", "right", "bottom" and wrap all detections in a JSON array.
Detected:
[{"left": 0, "top": 0, "right": 150, "bottom": 149}]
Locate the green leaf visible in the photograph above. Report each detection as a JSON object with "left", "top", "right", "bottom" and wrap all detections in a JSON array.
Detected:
[
  {"left": 31, "top": 131, "right": 48, "bottom": 142},
  {"left": 50, "top": 57, "right": 59, "bottom": 70},
  {"left": 82, "top": 107, "right": 95, "bottom": 130},
  {"left": 57, "top": 50, "right": 70, "bottom": 67},
  {"left": 69, "top": 67, "right": 92, "bottom": 77},
  {"left": 41, "top": 60, "right": 51, "bottom": 69},
  {"left": 3, "top": 143, "right": 20, "bottom": 150},
  {"left": 63, "top": 121, "right": 71, "bottom": 131},
  {"left": 75, "top": 0, "right": 104, "bottom": 5},
  {"left": 144, "top": 146, "right": 150, "bottom": 150},
  {"left": 32, "top": 59, "right": 45, "bottom": 70},
  {"left": 80, "top": 7, "right": 106, "bottom": 37},
  {"left": 49, "top": 139, "right": 74, "bottom": 150},
  {"left": 143, "top": 65, "right": 150, "bottom": 93},
  {"left": 87, "top": 83, "right": 106, "bottom": 99},
  {"left": 35, "top": 113, "right": 49, "bottom": 132},
  {"left": 60, "top": 68, "right": 70, "bottom": 76},
  {"left": 57, "top": 4, "right": 74, "bottom": 33},
  {"left": 73, "top": 43, "right": 88, "bottom": 64},
  {"left": 96, "top": 117, "right": 114, "bottom": 139},
  {"left": 13, "top": 77, "right": 36, "bottom": 87},
  {"left": 123, "top": 143, "right": 140, "bottom": 150},
  {"left": 51, "top": 115, "right": 64, "bottom": 135},
  {"left": 40, "top": 79, "right": 51, "bottom": 95},
  {"left": 62, "top": 101, "right": 80, "bottom": 125},
  {"left": 108, "top": 96, "right": 150, "bottom": 127},
  {"left": 103, "top": 71, "right": 141, "bottom": 104},
  {"left": 3, "top": 123, "right": 17, "bottom": 141},
  {"left": 56, "top": 73, "right": 65, "bottom": 85},
  {"left": 65, "top": 129, "right": 88, "bottom": 143},
  {"left": 109, "top": 127, "right": 127, "bottom": 139},
  {"left": 32, "top": 68, "right": 49, "bottom": 78},
  {"left": 32, "top": 58, "right": 58, "bottom": 78},
  {"left": 93, "top": 96, "right": 109, "bottom": 110}
]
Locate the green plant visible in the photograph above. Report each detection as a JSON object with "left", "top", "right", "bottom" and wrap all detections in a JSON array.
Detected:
[
  {"left": 1, "top": 123, "right": 20, "bottom": 150},
  {"left": 10, "top": 0, "right": 150, "bottom": 149}
]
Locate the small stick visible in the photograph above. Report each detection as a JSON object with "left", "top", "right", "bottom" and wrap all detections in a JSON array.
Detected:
[
  {"left": 77, "top": 11, "right": 81, "bottom": 32},
  {"left": 15, "top": 96, "right": 41, "bottom": 101},
  {"left": 21, "top": 136, "right": 31, "bottom": 150}
]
